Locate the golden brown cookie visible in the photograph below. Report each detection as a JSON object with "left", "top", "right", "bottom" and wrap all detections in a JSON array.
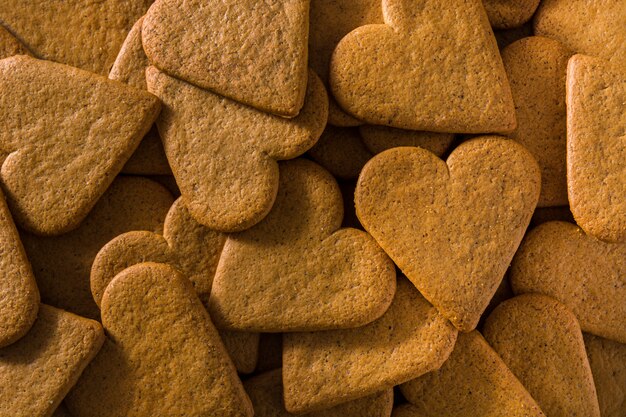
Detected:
[
  {"left": 359, "top": 125, "right": 454, "bottom": 157},
  {"left": 330, "top": 0, "right": 516, "bottom": 133},
  {"left": 483, "top": 0, "right": 540, "bottom": 29},
  {"left": 400, "top": 331, "right": 545, "bottom": 417},
  {"left": 566, "top": 54, "right": 626, "bottom": 242},
  {"left": 534, "top": 0, "right": 626, "bottom": 64},
  {"left": 20, "top": 176, "right": 173, "bottom": 320},
  {"left": 0, "top": 55, "right": 160, "bottom": 235},
  {"left": 355, "top": 137, "right": 540, "bottom": 331},
  {"left": 244, "top": 369, "right": 393, "bottom": 417},
  {"left": 483, "top": 294, "right": 601, "bottom": 417},
  {"left": 584, "top": 333, "right": 626, "bottom": 417},
  {"left": 502, "top": 36, "right": 573, "bottom": 207},
  {"left": 0, "top": 24, "right": 28, "bottom": 59},
  {"left": 0, "top": 188, "right": 39, "bottom": 348},
  {"left": 0, "top": 0, "right": 151, "bottom": 74},
  {"left": 146, "top": 66, "right": 328, "bottom": 232},
  {"left": 209, "top": 159, "right": 396, "bottom": 332},
  {"left": 0, "top": 304, "right": 104, "bottom": 417},
  {"left": 510, "top": 221, "right": 626, "bottom": 344},
  {"left": 282, "top": 277, "right": 458, "bottom": 413},
  {"left": 143, "top": 0, "right": 308, "bottom": 117},
  {"left": 66, "top": 263, "right": 253, "bottom": 417},
  {"left": 308, "top": 126, "right": 373, "bottom": 179}
]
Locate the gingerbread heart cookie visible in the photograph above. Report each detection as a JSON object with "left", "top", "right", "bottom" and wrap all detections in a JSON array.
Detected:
[
  {"left": 510, "top": 221, "right": 626, "bottom": 344},
  {"left": 566, "top": 54, "right": 625, "bottom": 242},
  {"left": 308, "top": 126, "right": 373, "bottom": 179},
  {"left": 483, "top": 294, "right": 601, "bottom": 417},
  {"left": 483, "top": 0, "right": 540, "bottom": 29},
  {"left": 359, "top": 125, "right": 454, "bottom": 157},
  {"left": 66, "top": 263, "right": 252, "bottom": 417},
  {"left": 282, "top": 277, "right": 458, "bottom": 413},
  {"left": 0, "top": 25, "right": 28, "bottom": 59},
  {"left": 355, "top": 137, "right": 540, "bottom": 331},
  {"left": 584, "top": 333, "right": 626, "bottom": 417},
  {"left": 146, "top": 66, "right": 328, "bottom": 232},
  {"left": 330, "top": 0, "right": 516, "bottom": 133},
  {"left": 0, "top": 56, "right": 160, "bottom": 235}
]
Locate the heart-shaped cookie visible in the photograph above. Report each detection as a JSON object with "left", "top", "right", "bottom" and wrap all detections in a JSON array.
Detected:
[
  {"left": 510, "top": 221, "right": 626, "bottom": 344},
  {"left": 359, "top": 125, "right": 454, "bottom": 157},
  {"left": 483, "top": 294, "right": 601, "bottom": 417},
  {"left": 330, "top": 0, "right": 516, "bottom": 132},
  {"left": 355, "top": 136, "right": 540, "bottom": 331},
  {"left": 66, "top": 263, "right": 253, "bottom": 417},
  {"left": 0, "top": 25, "right": 29, "bottom": 59},
  {"left": 146, "top": 66, "right": 328, "bottom": 232},
  {"left": 483, "top": 0, "right": 540, "bottom": 29},
  {"left": 0, "top": 56, "right": 160, "bottom": 235},
  {"left": 282, "top": 277, "right": 458, "bottom": 413},
  {"left": 0, "top": 304, "right": 104, "bottom": 417},
  {"left": 142, "top": 0, "right": 308, "bottom": 117},
  {"left": 566, "top": 54, "right": 625, "bottom": 242},
  {"left": 208, "top": 159, "right": 396, "bottom": 332},
  {"left": 584, "top": 333, "right": 626, "bottom": 417}
]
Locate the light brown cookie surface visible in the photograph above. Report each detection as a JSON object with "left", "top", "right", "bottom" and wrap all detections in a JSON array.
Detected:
[
  {"left": 359, "top": 125, "right": 454, "bottom": 157},
  {"left": 400, "top": 331, "right": 545, "bottom": 417},
  {"left": 483, "top": 0, "right": 540, "bottom": 29},
  {"left": 209, "top": 159, "right": 396, "bottom": 332},
  {"left": 584, "top": 333, "right": 626, "bottom": 417},
  {"left": 355, "top": 137, "right": 540, "bottom": 331},
  {"left": 510, "top": 221, "right": 626, "bottom": 344},
  {"left": 146, "top": 66, "right": 327, "bottom": 232},
  {"left": 143, "top": 0, "right": 308, "bottom": 117},
  {"left": 66, "top": 263, "right": 253, "bottom": 417},
  {"left": 282, "top": 277, "right": 458, "bottom": 413},
  {"left": 502, "top": 36, "right": 572, "bottom": 207},
  {"left": 483, "top": 294, "right": 600, "bottom": 417},
  {"left": 0, "top": 304, "right": 104, "bottom": 417},
  {"left": 0, "top": 56, "right": 160, "bottom": 235},
  {"left": 308, "top": 126, "right": 373, "bottom": 179},
  {"left": 0, "top": 25, "right": 28, "bottom": 59},
  {"left": 0, "top": 0, "right": 152, "bottom": 74},
  {"left": 330, "top": 0, "right": 516, "bottom": 133},
  {"left": 566, "top": 54, "right": 626, "bottom": 242}
]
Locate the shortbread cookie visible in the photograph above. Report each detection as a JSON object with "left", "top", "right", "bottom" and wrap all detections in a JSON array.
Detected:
[
  {"left": 308, "top": 126, "right": 373, "bottom": 179},
  {"left": 209, "top": 159, "right": 396, "bottom": 332},
  {"left": 330, "top": 0, "right": 516, "bottom": 133},
  {"left": 244, "top": 369, "right": 393, "bottom": 417},
  {"left": 355, "top": 137, "right": 540, "bottom": 331},
  {"left": 502, "top": 36, "right": 573, "bottom": 207},
  {"left": 534, "top": 0, "right": 626, "bottom": 64},
  {"left": 0, "top": 25, "right": 28, "bottom": 59},
  {"left": 0, "top": 56, "right": 160, "bottom": 235},
  {"left": 483, "top": 0, "right": 540, "bottom": 29},
  {"left": 146, "top": 66, "right": 328, "bottom": 232},
  {"left": 483, "top": 294, "right": 601, "bottom": 417},
  {"left": 0, "top": 189, "right": 39, "bottom": 348},
  {"left": 510, "top": 221, "right": 626, "bottom": 344},
  {"left": 0, "top": 0, "right": 151, "bottom": 74},
  {"left": 584, "top": 333, "right": 626, "bottom": 417},
  {"left": 143, "top": 0, "right": 308, "bottom": 117},
  {"left": 566, "top": 54, "right": 626, "bottom": 242},
  {"left": 20, "top": 176, "right": 173, "bottom": 319},
  {"left": 529, "top": 206, "right": 574, "bottom": 228},
  {"left": 0, "top": 304, "right": 104, "bottom": 417},
  {"left": 359, "top": 126, "right": 454, "bottom": 157},
  {"left": 400, "top": 331, "right": 545, "bottom": 417},
  {"left": 283, "top": 277, "right": 458, "bottom": 413},
  {"left": 66, "top": 263, "right": 253, "bottom": 417}
]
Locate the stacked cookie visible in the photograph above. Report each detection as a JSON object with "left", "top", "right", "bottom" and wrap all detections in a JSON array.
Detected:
[{"left": 0, "top": 0, "right": 624, "bottom": 416}]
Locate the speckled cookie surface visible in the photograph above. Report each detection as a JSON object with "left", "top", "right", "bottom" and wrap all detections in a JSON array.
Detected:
[
  {"left": 308, "top": 126, "right": 373, "bottom": 179},
  {"left": 359, "top": 125, "right": 454, "bottom": 157},
  {"left": 0, "top": 25, "right": 28, "bottom": 59},
  {"left": 400, "top": 331, "right": 545, "bottom": 417},
  {"left": 244, "top": 369, "right": 393, "bottom": 417},
  {"left": 483, "top": 0, "right": 540, "bottom": 29},
  {"left": 143, "top": 0, "right": 308, "bottom": 117},
  {"left": 209, "top": 159, "right": 396, "bottom": 332},
  {"left": 20, "top": 176, "right": 173, "bottom": 320},
  {"left": 146, "top": 66, "right": 327, "bottom": 232},
  {"left": 483, "top": 294, "right": 600, "bottom": 417},
  {"left": 0, "top": 55, "right": 160, "bottom": 235},
  {"left": 0, "top": 0, "right": 152, "bottom": 74},
  {"left": 502, "top": 36, "right": 572, "bottom": 207},
  {"left": 330, "top": 0, "right": 516, "bottom": 133},
  {"left": 282, "top": 277, "right": 458, "bottom": 413},
  {"left": 0, "top": 304, "right": 104, "bottom": 417},
  {"left": 510, "top": 221, "right": 626, "bottom": 344},
  {"left": 534, "top": 0, "right": 626, "bottom": 64},
  {"left": 66, "top": 263, "right": 253, "bottom": 417},
  {"left": 355, "top": 137, "right": 540, "bottom": 331},
  {"left": 566, "top": 54, "right": 626, "bottom": 242},
  {"left": 584, "top": 333, "right": 626, "bottom": 417}
]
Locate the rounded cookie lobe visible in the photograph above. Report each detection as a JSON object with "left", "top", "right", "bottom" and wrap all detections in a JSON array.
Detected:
[
  {"left": 483, "top": 0, "right": 540, "bottom": 29},
  {"left": 584, "top": 333, "right": 626, "bottom": 417}
]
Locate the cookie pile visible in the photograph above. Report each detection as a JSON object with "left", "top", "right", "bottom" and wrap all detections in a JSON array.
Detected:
[{"left": 0, "top": 0, "right": 624, "bottom": 416}]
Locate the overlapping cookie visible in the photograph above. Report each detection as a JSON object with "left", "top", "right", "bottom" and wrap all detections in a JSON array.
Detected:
[
  {"left": 483, "top": 0, "right": 540, "bottom": 29},
  {"left": 308, "top": 126, "right": 373, "bottom": 180},
  {"left": 0, "top": 25, "right": 28, "bottom": 59},
  {"left": 359, "top": 126, "right": 454, "bottom": 157},
  {"left": 584, "top": 333, "right": 626, "bottom": 417}
]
